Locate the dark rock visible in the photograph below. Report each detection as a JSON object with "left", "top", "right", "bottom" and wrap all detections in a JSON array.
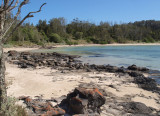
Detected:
[
  {"left": 121, "top": 102, "right": 153, "bottom": 114},
  {"left": 128, "top": 72, "right": 144, "bottom": 77},
  {"left": 7, "top": 50, "right": 159, "bottom": 92},
  {"left": 18, "top": 62, "right": 28, "bottom": 68},
  {"left": 128, "top": 65, "right": 149, "bottom": 72},
  {"left": 85, "top": 67, "right": 92, "bottom": 72},
  {"left": 128, "top": 72, "right": 158, "bottom": 91},
  {"left": 19, "top": 96, "right": 65, "bottom": 116},
  {"left": 41, "top": 108, "right": 65, "bottom": 116},
  {"left": 105, "top": 66, "right": 119, "bottom": 73},
  {"left": 7, "top": 50, "right": 20, "bottom": 60},
  {"left": 108, "top": 85, "right": 115, "bottom": 88},
  {"left": 69, "top": 97, "right": 85, "bottom": 114},
  {"left": 59, "top": 83, "right": 106, "bottom": 115},
  {"left": 21, "top": 51, "right": 31, "bottom": 56},
  {"left": 116, "top": 67, "right": 126, "bottom": 73},
  {"left": 128, "top": 64, "right": 138, "bottom": 70},
  {"left": 8, "top": 50, "right": 19, "bottom": 57}
]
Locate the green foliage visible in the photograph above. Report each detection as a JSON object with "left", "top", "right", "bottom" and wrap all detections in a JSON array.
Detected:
[
  {"left": 6, "top": 18, "right": 160, "bottom": 46},
  {"left": 143, "top": 37, "right": 155, "bottom": 43},
  {"left": 49, "top": 33, "right": 62, "bottom": 43},
  {"left": 73, "top": 41, "right": 78, "bottom": 45},
  {"left": 64, "top": 38, "right": 73, "bottom": 45},
  {"left": 85, "top": 36, "right": 99, "bottom": 44},
  {"left": 0, "top": 97, "right": 17, "bottom": 116},
  {"left": 85, "top": 36, "right": 94, "bottom": 43},
  {"left": 74, "top": 32, "right": 83, "bottom": 39},
  {"left": 65, "top": 40, "right": 73, "bottom": 45},
  {"left": 41, "top": 31, "right": 49, "bottom": 42},
  {"left": 6, "top": 41, "right": 37, "bottom": 47},
  {"left": 7, "top": 24, "right": 46, "bottom": 45},
  {"left": 16, "top": 105, "right": 28, "bottom": 116},
  {"left": 88, "top": 37, "right": 99, "bottom": 44},
  {"left": 0, "top": 97, "right": 27, "bottom": 116}
]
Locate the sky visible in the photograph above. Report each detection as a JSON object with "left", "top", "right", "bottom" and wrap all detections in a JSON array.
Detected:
[{"left": 16, "top": 0, "right": 160, "bottom": 25}]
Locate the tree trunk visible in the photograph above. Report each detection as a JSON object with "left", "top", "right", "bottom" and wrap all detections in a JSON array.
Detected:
[
  {"left": 0, "top": 44, "right": 6, "bottom": 109},
  {"left": 0, "top": 11, "right": 7, "bottom": 109},
  {"left": 0, "top": 0, "right": 46, "bottom": 110}
]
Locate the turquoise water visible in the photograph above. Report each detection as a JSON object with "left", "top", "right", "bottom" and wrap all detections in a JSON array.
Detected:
[
  {"left": 34, "top": 45, "right": 160, "bottom": 70},
  {"left": 32, "top": 45, "right": 160, "bottom": 84}
]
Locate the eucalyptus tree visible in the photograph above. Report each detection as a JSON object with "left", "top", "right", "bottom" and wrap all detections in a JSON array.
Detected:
[{"left": 0, "top": 0, "right": 46, "bottom": 109}]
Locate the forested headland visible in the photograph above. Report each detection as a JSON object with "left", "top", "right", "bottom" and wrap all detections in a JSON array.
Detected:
[{"left": 6, "top": 17, "right": 160, "bottom": 46}]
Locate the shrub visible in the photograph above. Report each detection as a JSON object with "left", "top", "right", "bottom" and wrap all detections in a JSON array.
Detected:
[
  {"left": 74, "top": 32, "right": 83, "bottom": 40},
  {"left": 143, "top": 37, "right": 155, "bottom": 43},
  {"left": 49, "top": 33, "right": 62, "bottom": 43},
  {"left": 0, "top": 97, "right": 27, "bottom": 116},
  {"left": 73, "top": 41, "right": 78, "bottom": 45},
  {"left": 85, "top": 36, "right": 99, "bottom": 44},
  {"left": 65, "top": 40, "right": 74, "bottom": 45}
]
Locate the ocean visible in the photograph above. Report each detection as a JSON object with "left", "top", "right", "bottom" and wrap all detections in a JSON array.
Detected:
[{"left": 33, "top": 45, "right": 160, "bottom": 83}]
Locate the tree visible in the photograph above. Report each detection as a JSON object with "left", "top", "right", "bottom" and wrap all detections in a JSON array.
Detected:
[
  {"left": 49, "top": 17, "right": 66, "bottom": 36},
  {"left": 49, "top": 33, "right": 62, "bottom": 43},
  {"left": 74, "top": 32, "right": 83, "bottom": 39},
  {"left": 0, "top": 0, "right": 46, "bottom": 111}
]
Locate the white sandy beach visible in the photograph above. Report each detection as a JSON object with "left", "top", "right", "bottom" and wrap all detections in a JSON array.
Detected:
[
  {"left": 53, "top": 43, "right": 160, "bottom": 48},
  {"left": 3, "top": 47, "right": 160, "bottom": 115},
  {"left": 6, "top": 62, "right": 160, "bottom": 110},
  {"left": 4, "top": 43, "right": 160, "bottom": 53}
]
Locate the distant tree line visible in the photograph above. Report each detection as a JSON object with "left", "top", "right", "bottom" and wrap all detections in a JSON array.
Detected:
[{"left": 6, "top": 17, "right": 160, "bottom": 45}]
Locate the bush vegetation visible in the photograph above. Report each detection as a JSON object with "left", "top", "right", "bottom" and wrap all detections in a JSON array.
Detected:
[
  {"left": 5, "top": 18, "right": 160, "bottom": 46},
  {"left": 0, "top": 97, "right": 27, "bottom": 116}
]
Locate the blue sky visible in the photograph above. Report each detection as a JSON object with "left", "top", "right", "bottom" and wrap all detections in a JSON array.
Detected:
[{"left": 18, "top": 0, "right": 160, "bottom": 25}]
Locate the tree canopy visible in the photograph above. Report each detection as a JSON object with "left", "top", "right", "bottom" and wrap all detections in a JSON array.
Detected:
[{"left": 6, "top": 18, "right": 160, "bottom": 45}]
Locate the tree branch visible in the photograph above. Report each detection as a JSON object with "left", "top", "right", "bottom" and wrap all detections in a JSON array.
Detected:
[
  {"left": 15, "top": 0, "right": 29, "bottom": 18},
  {"left": 8, "top": 0, "right": 19, "bottom": 11},
  {"left": 0, "top": 1, "right": 4, "bottom": 11},
  {"left": 1, "top": 2, "right": 46, "bottom": 43},
  {"left": 0, "top": 0, "right": 29, "bottom": 40},
  {"left": 0, "top": 0, "right": 18, "bottom": 14}
]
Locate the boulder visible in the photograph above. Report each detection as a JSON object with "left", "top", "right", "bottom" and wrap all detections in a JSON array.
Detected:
[
  {"left": 128, "top": 65, "right": 149, "bottom": 72},
  {"left": 19, "top": 96, "right": 65, "bottom": 116},
  {"left": 59, "top": 83, "right": 106, "bottom": 115},
  {"left": 8, "top": 50, "right": 19, "bottom": 57},
  {"left": 128, "top": 72, "right": 158, "bottom": 91},
  {"left": 121, "top": 102, "right": 153, "bottom": 114},
  {"left": 8, "top": 50, "right": 20, "bottom": 60}
]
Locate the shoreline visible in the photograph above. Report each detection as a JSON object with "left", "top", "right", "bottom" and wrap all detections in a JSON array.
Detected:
[
  {"left": 4, "top": 47, "right": 160, "bottom": 115},
  {"left": 4, "top": 47, "right": 39, "bottom": 52},
  {"left": 53, "top": 43, "right": 160, "bottom": 48},
  {"left": 4, "top": 43, "right": 160, "bottom": 51},
  {"left": 6, "top": 61, "right": 160, "bottom": 115},
  {"left": 4, "top": 47, "right": 160, "bottom": 84}
]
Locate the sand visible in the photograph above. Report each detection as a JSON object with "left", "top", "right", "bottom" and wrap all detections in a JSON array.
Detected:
[
  {"left": 4, "top": 47, "right": 160, "bottom": 113},
  {"left": 53, "top": 43, "right": 160, "bottom": 48},
  {"left": 4, "top": 47, "right": 38, "bottom": 52},
  {"left": 5, "top": 62, "right": 160, "bottom": 110}
]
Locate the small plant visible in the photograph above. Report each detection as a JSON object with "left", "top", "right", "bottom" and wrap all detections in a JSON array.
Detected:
[
  {"left": 0, "top": 97, "right": 17, "bottom": 116},
  {"left": 0, "top": 96, "right": 27, "bottom": 116},
  {"left": 15, "top": 105, "right": 28, "bottom": 116}
]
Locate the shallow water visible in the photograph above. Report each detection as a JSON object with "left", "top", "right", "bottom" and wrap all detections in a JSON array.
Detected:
[
  {"left": 34, "top": 45, "right": 160, "bottom": 70},
  {"left": 32, "top": 45, "right": 160, "bottom": 84}
]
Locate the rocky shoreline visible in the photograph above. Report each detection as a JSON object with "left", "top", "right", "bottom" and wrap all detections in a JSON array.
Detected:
[{"left": 5, "top": 50, "right": 160, "bottom": 116}]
